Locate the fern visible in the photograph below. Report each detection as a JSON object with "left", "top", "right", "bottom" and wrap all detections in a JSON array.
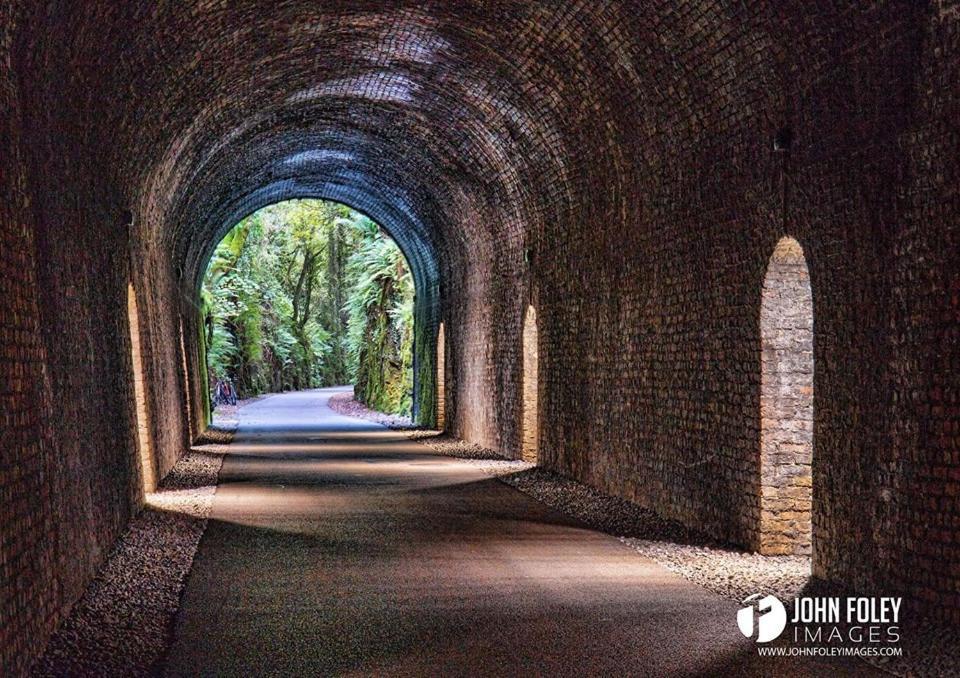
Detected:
[{"left": 200, "top": 199, "right": 413, "bottom": 414}]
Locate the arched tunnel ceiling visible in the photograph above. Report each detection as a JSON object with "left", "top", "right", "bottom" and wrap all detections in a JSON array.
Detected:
[
  {"left": 125, "top": 1, "right": 601, "bottom": 289},
  {"left": 18, "top": 0, "right": 791, "bottom": 291},
  {"left": 176, "top": 122, "right": 455, "bottom": 293}
]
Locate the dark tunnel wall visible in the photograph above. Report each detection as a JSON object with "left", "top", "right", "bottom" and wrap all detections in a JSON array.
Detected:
[{"left": 1, "top": 1, "right": 959, "bottom": 672}]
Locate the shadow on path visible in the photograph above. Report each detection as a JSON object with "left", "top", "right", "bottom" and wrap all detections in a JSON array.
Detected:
[{"left": 163, "top": 387, "right": 878, "bottom": 677}]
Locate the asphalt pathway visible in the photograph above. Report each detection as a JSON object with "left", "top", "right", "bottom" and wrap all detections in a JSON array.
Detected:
[{"left": 164, "top": 387, "right": 874, "bottom": 677}]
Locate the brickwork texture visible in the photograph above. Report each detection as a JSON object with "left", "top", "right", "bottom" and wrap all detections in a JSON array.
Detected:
[
  {"left": 759, "top": 237, "right": 814, "bottom": 556},
  {"left": 1, "top": 1, "right": 959, "bottom": 673}
]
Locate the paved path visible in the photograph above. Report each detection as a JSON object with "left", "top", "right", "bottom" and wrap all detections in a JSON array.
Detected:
[{"left": 164, "top": 388, "right": 872, "bottom": 676}]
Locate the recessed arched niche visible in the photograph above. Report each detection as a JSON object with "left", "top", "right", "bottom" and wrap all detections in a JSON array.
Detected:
[{"left": 758, "top": 236, "right": 814, "bottom": 557}]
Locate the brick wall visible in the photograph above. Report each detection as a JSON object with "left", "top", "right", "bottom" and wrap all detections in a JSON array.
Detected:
[
  {"left": 435, "top": 1, "right": 960, "bottom": 623},
  {"left": 1, "top": 2, "right": 959, "bottom": 673},
  {"left": 436, "top": 322, "right": 446, "bottom": 430},
  {"left": 0, "top": 4, "right": 191, "bottom": 673},
  {"left": 0, "top": 6, "right": 59, "bottom": 671}
]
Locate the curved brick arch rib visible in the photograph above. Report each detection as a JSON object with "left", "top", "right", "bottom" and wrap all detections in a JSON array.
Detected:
[
  {"left": 123, "top": 0, "right": 659, "bottom": 454},
  {"left": 758, "top": 237, "right": 814, "bottom": 557},
  {"left": 183, "top": 183, "right": 442, "bottom": 427},
  {"left": 183, "top": 178, "right": 440, "bottom": 302}
]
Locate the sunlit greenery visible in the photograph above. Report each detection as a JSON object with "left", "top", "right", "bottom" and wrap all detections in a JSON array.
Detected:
[{"left": 201, "top": 199, "right": 414, "bottom": 415}]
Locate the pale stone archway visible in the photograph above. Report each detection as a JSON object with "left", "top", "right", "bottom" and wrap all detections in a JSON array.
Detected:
[
  {"left": 521, "top": 305, "right": 539, "bottom": 463},
  {"left": 759, "top": 237, "right": 814, "bottom": 556}
]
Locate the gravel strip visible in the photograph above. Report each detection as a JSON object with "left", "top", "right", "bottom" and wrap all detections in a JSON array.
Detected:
[
  {"left": 498, "top": 468, "right": 812, "bottom": 602},
  {"left": 337, "top": 388, "right": 810, "bottom": 604},
  {"left": 620, "top": 539, "right": 811, "bottom": 602},
  {"left": 499, "top": 469, "right": 960, "bottom": 675},
  {"left": 32, "top": 444, "right": 229, "bottom": 676}
]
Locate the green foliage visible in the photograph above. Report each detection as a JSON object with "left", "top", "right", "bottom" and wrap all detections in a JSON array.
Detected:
[
  {"left": 344, "top": 217, "right": 415, "bottom": 415},
  {"left": 200, "top": 199, "right": 414, "bottom": 415}
]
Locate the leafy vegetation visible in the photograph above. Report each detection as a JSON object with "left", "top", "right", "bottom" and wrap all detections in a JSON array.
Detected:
[{"left": 201, "top": 199, "right": 414, "bottom": 415}]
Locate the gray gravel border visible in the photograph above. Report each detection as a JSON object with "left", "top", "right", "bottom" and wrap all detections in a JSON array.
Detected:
[{"left": 31, "top": 443, "right": 228, "bottom": 677}]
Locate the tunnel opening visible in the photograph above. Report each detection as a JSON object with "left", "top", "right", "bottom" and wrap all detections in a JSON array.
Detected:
[
  {"left": 758, "top": 237, "right": 814, "bottom": 558},
  {"left": 199, "top": 199, "right": 415, "bottom": 422},
  {"left": 521, "top": 305, "right": 539, "bottom": 463},
  {"left": 183, "top": 183, "right": 442, "bottom": 431}
]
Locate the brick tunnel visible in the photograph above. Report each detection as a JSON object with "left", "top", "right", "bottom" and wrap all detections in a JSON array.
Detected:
[{"left": 2, "top": 2, "right": 959, "bottom": 675}]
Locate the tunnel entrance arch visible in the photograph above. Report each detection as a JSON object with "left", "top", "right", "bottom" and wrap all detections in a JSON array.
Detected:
[
  {"left": 196, "top": 199, "right": 423, "bottom": 418},
  {"left": 183, "top": 186, "right": 441, "bottom": 430},
  {"left": 521, "top": 305, "right": 539, "bottom": 463},
  {"left": 758, "top": 237, "right": 814, "bottom": 556}
]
